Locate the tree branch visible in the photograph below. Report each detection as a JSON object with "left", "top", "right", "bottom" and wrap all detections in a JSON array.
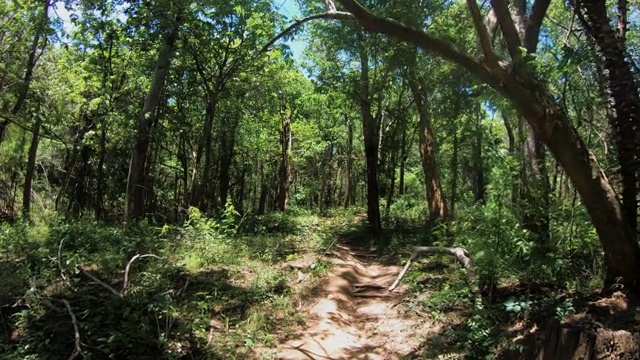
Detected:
[
  {"left": 59, "top": 299, "right": 85, "bottom": 360},
  {"left": 525, "top": 0, "right": 551, "bottom": 53},
  {"left": 466, "top": 0, "right": 499, "bottom": 67},
  {"left": 489, "top": 0, "right": 523, "bottom": 60},
  {"left": 77, "top": 267, "right": 123, "bottom": 298},
  {"left": 260, "top": 11, "right": 355, "bottom": 53},
  {"left": 388, "top": 246, "right": 479, "bottom": 299},
  {"left": 122, "top": 254, "right": 161, "bottom": 294},
  {"left": 336, "top": 0, "right": 498, "bottom": 86}
]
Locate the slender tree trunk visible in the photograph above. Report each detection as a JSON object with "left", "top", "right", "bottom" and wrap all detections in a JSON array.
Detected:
[
  {"left": 471, "top": 105, "right": 486, "bottom": 204},
  {"left": 358, "top": 42, "right": 382, "bottom": 234},
  {"left": 22, "top": 116, "right": 41, "bottom": 219},
  {"left": 408, "top": 53, "right": 448, "bottom": 223},
  {"left": 257, "top": 164, "right": 268, "bottom": 215},
  {"left": 276, "top": 102, "right": 293, "bottom": 212},
  {"left": 450, "top": 121, "right": 459, "bottom": 219},
  {"left": 95, "top": 125, "right": 106, "bottom": 219},
  {"left": 125, "top": 22, "right": 180, "bottom": 221},
  {"left": 398, "top": 120, "right": 407, "bottom": 196},
  {"left": 344, "top": 114, "right": 355, "bottom": 207},
  {"left": 219, "top": 116, "right": 238, "bottom": 207},
  {"left": 0, "top": 0, "right": 50, "bottom": 145}
]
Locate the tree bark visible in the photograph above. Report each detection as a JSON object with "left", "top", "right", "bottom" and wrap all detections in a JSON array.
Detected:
[
  {"left": 358, "top": 41, "right": 382, "bottom": 234},
  {"left": 576, "top": 0, "right": 640, "bottom": 232},
  {"left": 344, "top": 114, "right": 355, "bottom": 207},
  {"left": 22, "top": 116, "right": 41, "bottom": 219},
  {"left": 125, "top": 22, "right": 180, "bottom": 221},
  {"left": 471, "top": 104, "right": 486, "bottom": 204},
  {"left": 407, "top": 53, "right": 448, "bottom": 223},
  {"left": 520, "top": 124, "right": 551, "bottom": 247},
  {"left": 95, "top": 125, "right": 107, "bottom": 219},
  {"left": 219, "top": 115, "right": 238, "bottom": 207},
  {"left": 276, "top": 102, "right": 293, "bottom": 212}
]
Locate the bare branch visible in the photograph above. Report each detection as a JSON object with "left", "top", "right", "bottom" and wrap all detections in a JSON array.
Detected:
[
  {"left": 388, "top": 246, "right": 479, "bottom": 299},
  {"left": 77, "top": 267, "right": 123, "bottom": 298},
  {"left": 466, "top": 0, "right": 499, "bottom": 67},
  {"left": 122, "top": 254, "right": 161, "bottom": 294},
  {"left": 489, "top": 0, "right": 523, "bottom": 60},
  {"left": 60, "top": 299, "right": 85, "bottom": 360},
  {"left": 260, "top": 11, "right": 355, "bottom": 53},
  {"left": 525, "top": 0, "right": 551, "bottom": 52}
]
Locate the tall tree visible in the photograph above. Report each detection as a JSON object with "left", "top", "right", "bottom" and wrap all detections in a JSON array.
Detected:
[
  {"left": 125, "top": 5, "right": 182, "bottom": 221},
  {"left": 407, "top": 50, "right": 448, "bottom": 223}
]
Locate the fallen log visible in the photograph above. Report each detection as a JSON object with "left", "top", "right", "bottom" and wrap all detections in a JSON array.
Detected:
[{"left": 388, "top": 246, "right": 479, "bottom": 298}]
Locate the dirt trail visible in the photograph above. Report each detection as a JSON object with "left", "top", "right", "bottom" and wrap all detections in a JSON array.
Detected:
[{"left": 262, "top": 244, "right": 438, "bottom": 359}]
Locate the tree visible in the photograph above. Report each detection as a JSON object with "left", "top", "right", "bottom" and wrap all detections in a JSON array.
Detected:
[
  {"left": 327, "top": 0, "right": 640, "bottom": 289},
  {"left": 125, "top": 2, "right": 183, "bottom": 221}
]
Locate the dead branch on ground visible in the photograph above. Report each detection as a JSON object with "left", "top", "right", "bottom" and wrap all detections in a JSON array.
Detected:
[
  {"left": 59, "top": 299, "right": 84, "bottom": 360},
  {"left": 122, "top": 254, "right": 161, "bottom": 294},
  {"left": 77, "top": 253, "right": 161, "bottom": 298},
  {"left": 388, "top": 246, "right": 479, "bottom": 298}
]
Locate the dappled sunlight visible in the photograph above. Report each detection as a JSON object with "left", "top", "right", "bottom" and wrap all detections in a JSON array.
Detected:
[{"left": 257, "top": 241, "right": 437, "bottom": 359}]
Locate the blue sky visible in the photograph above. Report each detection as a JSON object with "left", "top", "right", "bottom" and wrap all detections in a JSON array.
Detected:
[{"left": 275, "top": 0, "right": 308, "bottom": 62}]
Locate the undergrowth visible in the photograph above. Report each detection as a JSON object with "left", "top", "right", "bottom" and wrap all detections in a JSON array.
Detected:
[{"left": 0, "top": 206, "right": 348, "bottom": 359}]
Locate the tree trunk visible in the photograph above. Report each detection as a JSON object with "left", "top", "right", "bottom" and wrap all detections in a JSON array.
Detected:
[
  {"left": 408, "top": 53, "right": 448, "bottom": 223},
  {"left": 472, "top": 104, "right": 486, "bottom": 204},
  {"left": 22, "top": 116, "right": 41, "bottom": 219},
  {"left": 577, "top": 0, "right": 640, "bottom": 232},
  {"left": 450, "top": 120, "right": 459, "bottom": 219},
  {"left": 125, "top": 22, "right": 180, "bottom": 221},
  {"left": 276, "top": 105, "right": 293, "bottom": 212},
  {"left": 344, "top": 114, "right": 355, "bottom": 207},
  {"left": 219, "top": 116, "right": 238, "bottom": 207},
  {"left": 357, "top": 40, "right": 382, "bottom": 234},
  {"left": 95, "top": 125, "right": 107, "bottom": 220},
  {"left": 0, "top": 0, "right": 50, "bottom": 145},
  {"left": 257, "top": 164, "right": 268, "bottom": 215},
  {"left": 520, "top": 125, "right": 551, "bottom": 248},
  {"left": 398, "top": 119, "right": 408, "bottom": 196}
]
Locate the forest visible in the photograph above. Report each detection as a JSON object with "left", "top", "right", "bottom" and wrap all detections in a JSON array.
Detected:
[{"left": 1, "top": 0, "right": 639, "bottom": 358}]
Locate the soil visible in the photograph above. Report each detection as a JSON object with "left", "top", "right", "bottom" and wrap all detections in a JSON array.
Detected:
[{"left": 257, "top": 243, "right": 437, "bottom": 359}]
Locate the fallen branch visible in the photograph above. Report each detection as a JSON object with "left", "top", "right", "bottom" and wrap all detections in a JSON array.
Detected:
[
  {"left": 77, "top": 267, "right": 123, "bottom": 298},
  {"left": 59, "top": 299, "right": 84, "bottom": 360},
  {"left": 322, "top": 237, "right": 340, "bottom": 256},
  {"left": 122, "top": 254, "right": 161, "bottom": 294},
  {"left": 58, "top": 237, "right": 67, "bottom": 282},
  {"left": 388, "top": 246, "right": 479, "bottom": 297}
]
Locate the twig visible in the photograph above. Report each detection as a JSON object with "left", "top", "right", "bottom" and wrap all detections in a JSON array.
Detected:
[
  {"left": 322, "top": 237, "right": 340, "bottom": 256},
  {"left": 59, "top": 299, "right": 85, "bottom": 360},
  {"left": 122, "top": 254, "right": 161, "bottom": 294},
  {"left": 77, "top": 267, "right": 123, "bottom": 298}
]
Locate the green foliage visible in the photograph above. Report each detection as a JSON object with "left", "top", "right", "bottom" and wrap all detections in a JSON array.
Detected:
[{"left": 504, "top": 297, "right": 532, "bottom": 314}]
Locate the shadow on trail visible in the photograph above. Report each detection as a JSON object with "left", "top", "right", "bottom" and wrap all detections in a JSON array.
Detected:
[{"left": 270, "top": 237, "right": 437, "bottom": 360}]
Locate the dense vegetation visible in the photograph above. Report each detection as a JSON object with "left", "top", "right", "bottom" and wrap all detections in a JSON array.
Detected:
[{"left": 1, "top": 0, "right": 639, "bottom": 358}]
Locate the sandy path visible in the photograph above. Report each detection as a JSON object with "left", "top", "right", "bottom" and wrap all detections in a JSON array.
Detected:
[{"left": 261, "top": 244, "right": 438, "bottom": 359}]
